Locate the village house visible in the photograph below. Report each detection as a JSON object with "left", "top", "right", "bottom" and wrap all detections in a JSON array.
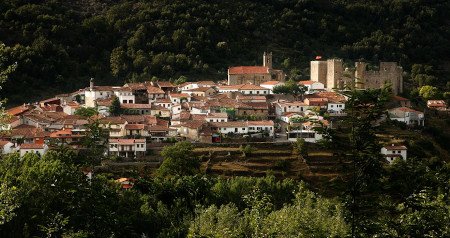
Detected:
[
  {"left": 146, "top": 125, "right": 177, "bottom": 142},
  {"left": 19, "top": 143, "right": 49, "bottom": 157},
  {"left": 108, "top": 138, "right": 146, "bottom": 158},
  {"left": 84, "top": 78, "right": 115, "bottom": 107},
  {"left": 427, "top": 100, "right": 447, "bottom": 110},
  {"left": 178, "top": 81, "right": 217, "bottom": 91},
  {"left": 280, "top": 112, "right": 304, "bottom": 123},
  {"left": 247, "top": 121, "right": 274, "bottom": 136},
  {"left": 205, "top": 113, "right": 228, "bottom": 122},
  {"left": 147, "top": 85, "right": 166, "bottom": 102},
  {"left": 49, "top": 128, "right": 86, "bottom": 146},
  {"left": 153, "top": 98, "right": 172, "bottom": 109},
  {"left": 114, "top": 87, "right": 135, "bottom": 104},
  {"left": 287, "top": 129, "right": 324, "bottom": 143},
  {"left": 218, "top": 84, "right": 270, "bottom": 95},
  {"left": 298, "top": 80, "right": 325, "bottom": 94},
  {"left": 236, "top": 95, "right": 267, "bottom": 103},
  {"left": 99, "top": 117, "right": 128, "bottom": 138},
  {"left": 313, "top": 92, "right": 347, "bottom": 114},
  {"left": 124, "top": 124, "right": 145, "bottom": 137},
  {"left": 6, "top": 104, "right": 33, "bottom": 117},
  {"left": 173, "top": 121, "right": 212, "bottom": 143},
  {"left": 235, "top": 102, "right": 269, "bottom": 119},
  {"left": 169, "top": 93, "right": 191, "bottom": 104},
  {"left": 63, "top": 101, "right": 81, "bottom": 115},
  {"left": 388, "top": 107, "right": 425, "bottom": 126},
  {"left": 121, "top": 103, "right": 152, "bottom": 115},
  {"left": 93, "top": 98, "right": 113, "bottom": 116},
  {"left": 154, "top": 81, "right": 176, "bottom": 94},
  {"left": 150, "top": 105, "right": 171, "bottom": 118},
  {"left": 303, "top": 97, "right": 328, "bottom": 109},
  {"left": 391, "top": 95, "right": 411, "bottom": 108},
  {"left": 381, "top": 144, "right": 407, "bottom": 163},
  {"left": 260, "top": 81, "right": 284, "bottom": 94},
  {"left": 274, "top": 101, "right": 308, "bottom": 118},
  {"left": 182, "top": 87, "right": 217, "bottom": 97},
  {"left": 0, "top": 141, "right": 15, "bottom": 154}
]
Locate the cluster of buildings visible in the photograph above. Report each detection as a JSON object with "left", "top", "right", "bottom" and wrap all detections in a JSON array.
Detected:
[{"left": 0, "top": 53, "right": 435, "bottom": 163}]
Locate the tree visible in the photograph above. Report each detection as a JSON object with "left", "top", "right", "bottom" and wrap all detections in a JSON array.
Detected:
[
  {"left": 109, "top": 96, "right": 122, "bottom": 116},
  {"left": 189, "top": 183, "right": 349, "bottom": 237},
  {"left": 74, "top": 107, "right": 98, "bottom": 118},
  {"left": 0, "top": 43, "right": 17, "bottom": 126},
  {"left": 157, "top": 141, "right": 200, "bottom": 177},
  {"left": 174, "top": 76, "right": 187, "bottom": 85},
  {"left": 240, "top": 145, "right": 255, "bottom": 157},
  {"left": 293, "top": 138, "right": 308, "bottom": 158},
  {"left": 342, "top": 86, "right": 391, "bottom": 237},
  {"left": 273, "top": 80, "right": 307, "bottom": 100},
  {"left": 419, "top": 85, "right": 439, "bottom": 100}
]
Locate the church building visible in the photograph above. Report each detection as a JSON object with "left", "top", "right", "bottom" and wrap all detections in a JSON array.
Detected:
[{"left": 227, "top": 52, "right": 285, "bottom": 85}]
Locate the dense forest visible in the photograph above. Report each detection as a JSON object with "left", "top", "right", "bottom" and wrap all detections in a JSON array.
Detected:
[{"left": 0, "top": 0, "right": 450, "bottom": 105}]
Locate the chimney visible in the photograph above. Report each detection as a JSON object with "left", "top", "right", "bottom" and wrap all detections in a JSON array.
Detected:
[{"left": 90, "top": 78, "right": 94, "bottom": 91}]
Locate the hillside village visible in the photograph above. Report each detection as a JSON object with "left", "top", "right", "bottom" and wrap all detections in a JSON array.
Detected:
[{"left": 1, "top": 54, "right": 446, "bottom": 163}]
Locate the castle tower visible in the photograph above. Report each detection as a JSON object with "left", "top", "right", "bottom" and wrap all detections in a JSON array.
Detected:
[
  {"left": 90, "top": 78, "right": 94, "bottom": 91},
  {"left": 310, "top": 60, "right": 328, "bottom": 87},
  {"left": 354, "top": 62, "right": 367, "bottom": 89},
  {"left": 263, "top": 52, "right": 273, "bottom": 69},
  {"left": 326, "top": 59, "right": 344, "bottom": 90}
]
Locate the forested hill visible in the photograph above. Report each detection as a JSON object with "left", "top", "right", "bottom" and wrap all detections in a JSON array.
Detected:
[{"left": 1, "top": 0, "right": 449, "bottom": 105}]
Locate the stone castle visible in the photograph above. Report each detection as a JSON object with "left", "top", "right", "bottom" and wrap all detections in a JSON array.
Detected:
[
  {"left": 310, "top": 59, "right": 403, "bottom": 95},
  {"left": 227, "top": 52, "right": 285, "bottom": 85}
]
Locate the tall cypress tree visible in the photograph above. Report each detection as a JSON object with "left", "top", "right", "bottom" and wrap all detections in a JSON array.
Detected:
[
  {"left": 342, "top": 86, "right": 391, "bottom": 237},
  {"left": 109, "top": 96, "right": 122, "bottom": 116}
]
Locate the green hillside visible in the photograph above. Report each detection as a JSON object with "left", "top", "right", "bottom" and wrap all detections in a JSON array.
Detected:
[{"left": 1, "top": 0, "right": 449, "bottom": 104}]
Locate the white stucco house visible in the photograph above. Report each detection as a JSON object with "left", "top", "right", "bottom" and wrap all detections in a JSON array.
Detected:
[
  {"left": 108, "top": 139, "right": 146, "bottom": 158},
  {"left": 381, "top": 144, "right": 407, "bottom": 163},
  {"left": 205, "top": 113, "right": 228, "bottom": 122},
  {"left": 260, "top": 81, "right": 284, "bottom": 94},
  {"left": 287, "top": 130, "right": 323, "bottom": 143},
  {"left": 388, "top": 107, "right": 425, "bottom": 126},
  {"left": 114, "top": 87, "right": 135, "bottom": 104},
  {"left": 0, "top": 141, "right": 16, "bottom": 154},
  {"left": 19, "top": 143, "right": 49, "bottom": 157},
  {"left": 298, "top": 80, "right": 325, "bottom": 94}
]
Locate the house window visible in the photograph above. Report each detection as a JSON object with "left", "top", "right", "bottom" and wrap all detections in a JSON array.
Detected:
[
  {"left": 256, "top": 91, "right": 259, "bottom": 94},
  {"left": 123, "top": 100, "right": 127, "bottom": 103},
  {"left": 398, "top": 151, "right": 401, "bottom": 153},
  {"left": 235, "top": 128, "right": 238, "bottom": 132}
]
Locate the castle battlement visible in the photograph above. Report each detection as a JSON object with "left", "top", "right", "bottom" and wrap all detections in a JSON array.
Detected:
[{"left": 310, "top": 59, "right": 403, "bottom": 95}]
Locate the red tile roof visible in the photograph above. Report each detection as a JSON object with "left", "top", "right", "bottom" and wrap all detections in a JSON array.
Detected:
[
  {"left": 121, "top": 103, "right": 152, "bottom": 109},
  {"left": 298, "top": 80, "right": 317, "bottom": 85},
  {"left": 7, "top": 105, "right": 32, "bottom": 116},
  {"left": 384, "top": 145, "right": 407, "bottom": 150},
  {"left": 0, "top": 141, "right": 12, "bottom": 147},
  {"left": 125, "top": 124, "right": 145, "bottom": 130},
  {"left": 169, "top": 93, "right": 190, "bottom": 98},
  {"left": 20, "top": 143, "right": 45, "bottom": 149},
  {"left": 228, "top": 66, "right": 269, "bottom": 75},
  {"left": 248, "top": 120, "right": 274, "bottom": 126},
  {"left": 260, "top": 81, "right": 282, "bottom": 85},
  {"left": 156, "top": 81, "right": 175, "bottom": 88},
  {"left": 147, "top": 86, "right": 165, "bottom": 94}
]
